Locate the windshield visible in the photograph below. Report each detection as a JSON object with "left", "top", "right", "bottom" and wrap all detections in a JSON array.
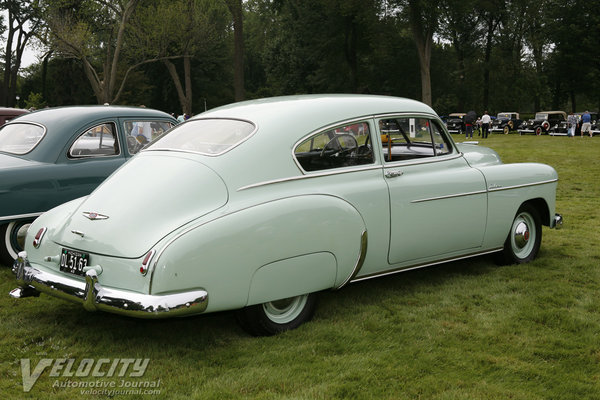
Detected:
[
  {"left": 535, "top": 113, "right": 548, "bottom": 120},
  {"left": 0, "top": 123, "right": 45, "bottom": 155},
  {"left": 146, "top": 118, "right": 255, "bottom": 156},
  {"left": 497, "top": 113, "right": 510, "bottom": 119}
]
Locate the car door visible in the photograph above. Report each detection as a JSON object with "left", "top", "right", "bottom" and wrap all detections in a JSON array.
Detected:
[{"left": 378, "top": 116, "right": 488, "bottom": 265}]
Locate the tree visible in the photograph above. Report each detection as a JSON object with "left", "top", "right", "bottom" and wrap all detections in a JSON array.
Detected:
[
  {"left": 389, "top": 0, "right": 440, "bottom": 106},
  {"left": 130, "top": 0, "right": 229, "bottom": 115},
  {"left": 0, "top": 0, "right": 41, "bottom": 107},
  {"left": 42, "top": 0, "right": 142, "bottom": 104}
]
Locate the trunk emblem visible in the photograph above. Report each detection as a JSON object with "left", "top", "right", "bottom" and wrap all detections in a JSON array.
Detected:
[{"left": 83, "top": 212, "right": 109, "bottom": 220}]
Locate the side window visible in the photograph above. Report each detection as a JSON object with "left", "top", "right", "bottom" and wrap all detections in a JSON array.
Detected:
[
  {"left": 294, "top": 121, "right": 374, "bottom": 172},
  {"left": 379, "top": 117, "right": 452, "bottom": 162},
  {"left": 124, "top": 120, "right": 173, "bottom": 154},
  {"left": 69, "top": 123, "right": 119, "bottom": 158},
  {"left": 430, "top": 119, "right": 452, "bottom": 156}
]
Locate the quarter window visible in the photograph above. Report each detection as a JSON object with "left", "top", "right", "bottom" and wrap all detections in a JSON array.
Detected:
[
  {"left": 379, "top": 117, "right": 452, "bottom": 162},
  {"left": 69, "top": 123, "right": 119, "bottom": 158},
  {"left": 294, "top": 121, "right": 374, "bottom": 172}
]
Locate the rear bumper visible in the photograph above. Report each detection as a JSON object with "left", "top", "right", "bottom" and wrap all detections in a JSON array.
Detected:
[
  {"left": 10, "top": 252, "right": 208, "bottom": 318},
  {"left": 551, "top": 213, "right": 563, "bottom": 229}
]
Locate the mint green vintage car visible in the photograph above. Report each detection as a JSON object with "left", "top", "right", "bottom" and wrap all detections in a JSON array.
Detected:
[{"left": 10, "top": 95, "right": 562, "bottom": 335}]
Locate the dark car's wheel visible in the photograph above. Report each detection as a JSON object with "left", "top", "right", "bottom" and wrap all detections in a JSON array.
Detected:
[
  {"left": 535, "top": 126, "right": 543, "bottom": 135},
  {"left": 503, "top": 126, "right": 510, "bottom": 134},
  {"left": 236, "top": 293, "right": 318, "bottom": 336},
  {"left": 0, "top": 220, "right": 33, "bottom": 267},
  {"left": 495, "top": 204, "right": 542, "bottom": 265}
]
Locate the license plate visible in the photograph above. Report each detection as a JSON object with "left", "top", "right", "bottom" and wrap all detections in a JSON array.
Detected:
[{"left": 60, "top": 248, "right": 90, "bottom": 276}]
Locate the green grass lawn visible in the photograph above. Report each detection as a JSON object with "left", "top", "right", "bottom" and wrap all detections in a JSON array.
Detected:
[{"left": 1, "top": 134, "right": 599, "bottom": 399}]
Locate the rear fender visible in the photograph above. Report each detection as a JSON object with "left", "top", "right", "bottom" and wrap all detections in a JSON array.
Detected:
[{"left": 150, "top": 195, "right": 366, "bottom": 313}]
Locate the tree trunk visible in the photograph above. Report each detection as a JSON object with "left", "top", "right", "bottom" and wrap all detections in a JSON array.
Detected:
[
  {"left": 226, "top": 0, "right": 245, "bottom": 101},
  {"left": 408, "top": 0, "right": 433, "bottom": 106},
  {"left": 164, "top": 57, "right": 193, "bottom": 116}
]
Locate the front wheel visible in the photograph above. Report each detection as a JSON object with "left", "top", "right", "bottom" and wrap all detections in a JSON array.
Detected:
[
  {"left": 503, "top": 126, "right": 510, "bottom": 134},
  {"left": 495, "top": 204, "right": 542, "bottom": 265},
  {"left": 236, "top": 293, "right": 318, "bottom": 336},
  {"left": 0, "top": 220, "right": 34, "bottom": 267}
]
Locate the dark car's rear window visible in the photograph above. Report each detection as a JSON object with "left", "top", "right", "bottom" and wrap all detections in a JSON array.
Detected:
[
  {"left": 0, "top": 123, "right": 45, "bottom": 155},
  {"left": 146, "top": 118, "right": 255, "bottom": 156}
]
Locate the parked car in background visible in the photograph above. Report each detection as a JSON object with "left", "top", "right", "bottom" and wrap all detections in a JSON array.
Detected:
[
  {"left": 490, "top": 112, "right": 522, "bottom": 134},
  {"left": 0, "top": 106, "right": 176, "bottom": 265},
  {"left": 0, "top": 107, "right": 29, "bottom": 125},
  {"left": 554, "top": 112, "right": 599, "bottom": 136},
  {"left": 11, "top": 95, "right": 562, "bottom": 335},
  {"left": 445, "top": 113, "right": 466, "bottom": 134},
  {"left": 518, "top": 111, "right": 566, "bottom": 135}
]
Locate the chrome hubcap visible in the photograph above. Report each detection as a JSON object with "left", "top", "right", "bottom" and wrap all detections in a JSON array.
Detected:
[
  {"left": 513, "top": 221, "right": 530, "bottom": 249},
  {"left": 511, "top": 213, "right": 535, "bottom": 259},
  {"left": 263, "top": 295, "right": 308, "bottom": 324}
]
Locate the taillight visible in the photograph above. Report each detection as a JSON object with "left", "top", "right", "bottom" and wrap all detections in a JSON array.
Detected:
[
  {"left": 33, "top": 228, "right": 47, "bottom": 248},
  {"left": 140, "top": 250, "right": 155, "bottom": 275}
]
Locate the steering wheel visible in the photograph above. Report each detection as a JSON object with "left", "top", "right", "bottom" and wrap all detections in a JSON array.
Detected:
[
  {"left": 320, "top": 134, "right": 358, "bottom": 157},
  {"left": 127, "top": 135, "right": 144, "bottom": 154}
]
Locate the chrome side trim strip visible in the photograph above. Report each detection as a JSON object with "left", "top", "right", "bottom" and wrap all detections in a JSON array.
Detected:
[
  {"left": 350, "top": 248, "right": 503, "bottom": 284},
  {"left": 411, "top": 189, "right": 488, "bottom": 203},
  {"left": 0, "top": 212, "right": 43, "bottom": 222},
  {"left": 237, "top": 165, "right": 383, "bottom": 191},
  {"left": 486, "top": 179, "right": 558, "bottom": 192},
  {"left": 335, "top": 230, "right": 368, "bottom": 290}
]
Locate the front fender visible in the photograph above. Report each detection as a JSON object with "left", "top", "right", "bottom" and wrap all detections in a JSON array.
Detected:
[{"left": 150, "top": 195, "right": 366, "bottom": 313}]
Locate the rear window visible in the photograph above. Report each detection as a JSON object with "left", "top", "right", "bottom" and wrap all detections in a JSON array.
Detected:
[
  {"left": 0, "top": 123, "right": 45, "bottom": 154},
  {"left": 146, "top": 118, "right": 255, "bottom": 156}
]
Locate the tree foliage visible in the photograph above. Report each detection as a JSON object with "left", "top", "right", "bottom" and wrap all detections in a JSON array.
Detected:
[{"left": 2, "top": 0, "right": 598, "bottom": 114}]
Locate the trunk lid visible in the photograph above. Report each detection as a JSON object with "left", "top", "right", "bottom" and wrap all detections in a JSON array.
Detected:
[{"left": 53, "top": 152, "right": 228, "bottom": 258}]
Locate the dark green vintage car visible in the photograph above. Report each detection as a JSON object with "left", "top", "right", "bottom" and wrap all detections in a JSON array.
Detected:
[{"left": 0, "top": 105, "right": 176, "bottom": 265}]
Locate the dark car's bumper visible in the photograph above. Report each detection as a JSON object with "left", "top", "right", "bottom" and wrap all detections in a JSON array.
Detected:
[{"left": 10, "top": 252, "right": 208, "bottom": 318}]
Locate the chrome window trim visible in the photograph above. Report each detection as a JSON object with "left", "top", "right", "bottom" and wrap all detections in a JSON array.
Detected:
[
  {"left": 292, "top": 116, "right": 377, "bottom": 174},
  {"left": 381, "top": 152, "right": 463, "bottom": 168},
  {"left": 67, "top": 121, "right": 122, "bottom": 159},
  {"left": 237, "top": 164, "right": 383, "bottom": 192},
  {"left": 351, "top": 247, "right": 503, "bottom": 284},
  {"left": 0, "top": 212, "right": 44, "bottom": 222},
  {"left": 145, "top": 117, "right": 258, "bottom": 157},
  {"left": 0, "top": 121, "right": 47, "bottom": 155}
]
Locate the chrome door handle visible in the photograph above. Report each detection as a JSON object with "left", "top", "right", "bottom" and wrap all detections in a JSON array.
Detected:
[{"left": 385, "top": 170, "right": 403, "bottom": 178}]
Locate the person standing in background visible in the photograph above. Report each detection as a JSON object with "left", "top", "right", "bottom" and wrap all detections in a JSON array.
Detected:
[
  {"left": 581, "top": 111, "right": 592, "bottom": 137},
  {"left": 567, "top": 111, "right": 578, "bottom": 138},
  {"left": 481, "top": 111, "right": 491, "bottom": 139}
]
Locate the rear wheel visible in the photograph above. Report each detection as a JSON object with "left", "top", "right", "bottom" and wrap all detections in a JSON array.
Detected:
[
  {"left": 495, "top": 204, "right": 542, "bottom": 265},
  {"left": 236, "top": 293, "right": 318, "bottom": 336},
  {"left": 0, "top": 220, "right": 33, "bottom": 267}
]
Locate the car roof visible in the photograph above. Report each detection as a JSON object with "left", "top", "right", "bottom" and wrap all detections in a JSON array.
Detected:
[
  {"left": 199, "top": 94, "right": 437, "bottom": 137},
  {"left": 3, "top": 105, "right": 175, "bottom": 162},
  {"left": 184, "top": 94, "right": 440, "bottom": 191},
  {"left": 11, "top": 105, "right": 172, "bottom": 126}
]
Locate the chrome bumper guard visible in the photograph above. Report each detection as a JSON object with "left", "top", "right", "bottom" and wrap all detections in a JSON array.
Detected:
[
  {"left": 552, "top": 213, "right": 563, "bottom": 229},
  {"left": 10, "top": 252, "right": 208, "bottom": 319}
]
